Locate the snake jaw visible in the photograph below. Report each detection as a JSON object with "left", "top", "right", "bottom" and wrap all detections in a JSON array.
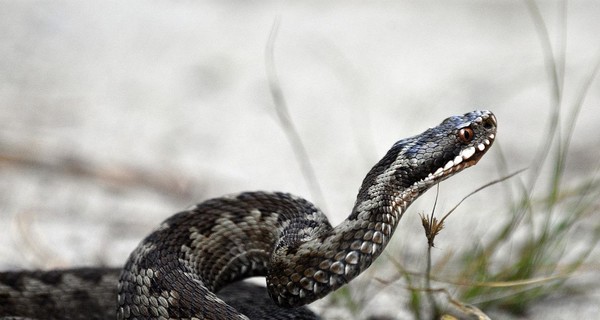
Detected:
[{"left": 425, "top": 110, "right": 496, "bottom": 184}]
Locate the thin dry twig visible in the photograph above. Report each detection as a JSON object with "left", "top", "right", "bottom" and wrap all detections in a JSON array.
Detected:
[
  {"left": 413, "top": 169, "right": 525, "bottom": 317},
  {"left": 375, "top": 266, "right": 575, "bottom": 289},
  {"left": 438, "top": 169, "right": 526, "bottom": 226},
  {"left": 422, "top": 185, "right": 442, "bottom": 317}
]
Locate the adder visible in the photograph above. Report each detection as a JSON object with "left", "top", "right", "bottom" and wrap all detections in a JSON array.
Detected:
[{"left": 0, "top": 110, "right": 497, "bottom": 319}]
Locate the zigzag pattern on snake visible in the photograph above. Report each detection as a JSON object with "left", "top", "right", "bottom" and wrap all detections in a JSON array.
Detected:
[{"left": 0, "top": 110, "right": 497, "bottom": 319}]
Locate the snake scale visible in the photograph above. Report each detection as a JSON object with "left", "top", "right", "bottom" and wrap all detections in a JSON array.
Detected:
[{"left": 0, "top": 110, "right": 497, "bottom": 320}]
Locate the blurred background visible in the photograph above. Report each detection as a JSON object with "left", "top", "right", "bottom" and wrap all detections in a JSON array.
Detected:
[{"left": 1, "top": 1, "right": 599, "bottom": 319}]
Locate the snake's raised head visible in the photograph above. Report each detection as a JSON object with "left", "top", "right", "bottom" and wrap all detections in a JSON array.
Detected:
[
  {"left": 356, "top": 110, "right": 497, "bottom": 207},
  {"left": 414, "top": 109, "right": 497, "bottom": 183}
]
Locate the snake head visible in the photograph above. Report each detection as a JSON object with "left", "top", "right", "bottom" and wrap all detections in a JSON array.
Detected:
[
  {"left": 357, "top": 110, "right": 497, "bottom": 204},
  {"left": 422, "top": 109, "right": 497, "bottom": 180}
]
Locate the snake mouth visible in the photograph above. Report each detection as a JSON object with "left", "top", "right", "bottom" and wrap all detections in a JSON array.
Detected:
[{"left": 426, "top": 132, "right": 496, "bottom": 182}]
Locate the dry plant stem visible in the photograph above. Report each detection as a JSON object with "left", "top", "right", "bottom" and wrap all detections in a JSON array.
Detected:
[
  {"left": 438, "top": 288, "right": 492, "bottom": 320},
  {"left": 518, "top": 1, "right": 563, "bottom": 239},
  {"left": 265, "top": 17, "right": 327, "bottom": 210},
  {"left": 522, "top": 0, "right": 562, "bottom": 192},
  {"left": 439, "top": 169, "right": 526, "bottom": 226},
  {"left": 376, "top": 265, "right": 573, "bottom": 290},
  {"left": 562, "top": 58, "right": 600, "bottom": 152},
  {"left": 418, "top": 171, "right": 523, "bottom": 317},
  {"left": 427, "top": 288, "right": 491, "bottom": 320},
  {"left": 425, "top": 245, "right": 441, "bottom": 319},
  {"left": 372, "top": 279, "right": 492, "bottom": 320},
  {"left": 553, "top": 58, "right": 600, "bottom": 208},
  {"left": 424, "top": 185, "right": 441, "bottom": 318}
]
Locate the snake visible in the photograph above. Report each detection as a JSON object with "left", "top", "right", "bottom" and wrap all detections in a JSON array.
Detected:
[{"left": 0, "top": 110, "right": 497, "bottom": 320}]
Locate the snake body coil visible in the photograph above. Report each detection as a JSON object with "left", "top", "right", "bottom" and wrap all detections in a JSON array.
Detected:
[{"left": 0, "top": 110, "right": 497, "bottom": 319}]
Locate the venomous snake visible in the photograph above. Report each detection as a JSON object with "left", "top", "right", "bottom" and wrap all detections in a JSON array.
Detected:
[{"left": 0, "top": 110, "right": 497, "bottom": 319}]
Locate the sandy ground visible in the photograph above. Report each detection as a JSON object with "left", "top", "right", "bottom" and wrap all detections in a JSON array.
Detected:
[{"left": 1, "top": 1, "right": 599, "bottom": 319}]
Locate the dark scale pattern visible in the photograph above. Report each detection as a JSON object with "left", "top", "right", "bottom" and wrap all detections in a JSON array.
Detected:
[
  {"left": 0, "top": 268, "right": 120, "bottom": 319},
  {"left": 0, "top": 110, "right": 497, "bottom": 319}
]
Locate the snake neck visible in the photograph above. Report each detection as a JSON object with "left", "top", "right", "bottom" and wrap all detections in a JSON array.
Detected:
[
  {"left": 267, "top": 110, "right": 497, "bottom": 308},
  {"left": 266, "top": 154, "right": 436, "bottom": 308}
]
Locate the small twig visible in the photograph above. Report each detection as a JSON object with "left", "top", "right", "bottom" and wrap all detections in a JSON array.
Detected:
[
  {"left": 417, "top": 170, "right": 524, "bottom": 317},
  {"left": 423, "top": 185, "right": 441, "bottom": 317},
  {"left": 428, "top": 184, "right": 441, "bottom": 236},
  {"left": 438, "top": 169, "right": 526, "bottom": 226},
  {"left": 438, "top": 288, "right": 492, "bottom": 320},
  {"left": 371, "top": 279, "right": 492, "bottom": 320},
  {"left": 420, "top": 170, "right": 525, "bottom": 250},
  {"left": 421, "top": 185, "right": 444, "bottom": 248}
]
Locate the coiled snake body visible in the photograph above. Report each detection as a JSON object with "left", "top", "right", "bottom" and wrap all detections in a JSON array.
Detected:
[{"left": 0, "top": 110, "right": 497, "bottom": 319}]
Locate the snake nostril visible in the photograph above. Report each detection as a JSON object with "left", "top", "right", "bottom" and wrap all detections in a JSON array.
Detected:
[{"left": 483, "top": 117, "right": 495, "bottom": 130}]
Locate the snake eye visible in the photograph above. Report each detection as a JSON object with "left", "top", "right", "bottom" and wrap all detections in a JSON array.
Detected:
[{"left": 458, "top": 127, "right": 474, "bottom": 143}]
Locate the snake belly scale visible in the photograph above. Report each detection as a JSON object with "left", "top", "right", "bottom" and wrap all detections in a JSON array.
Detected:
[{"left": 0, "top": 110, "right": 497, "bottom": 319}]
